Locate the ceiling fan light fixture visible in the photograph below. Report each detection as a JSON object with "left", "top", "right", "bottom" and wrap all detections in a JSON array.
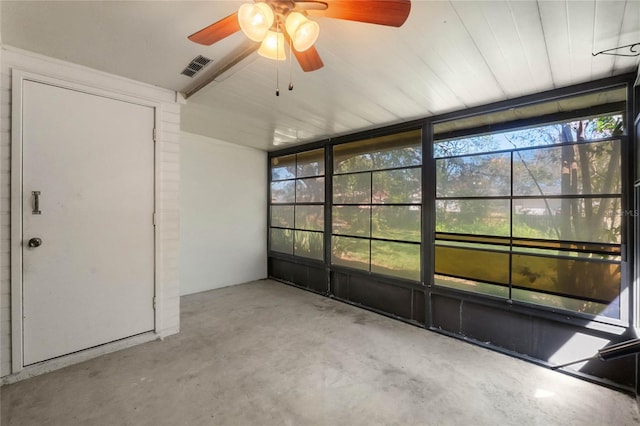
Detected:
[
  {"left": 258, "top": 30, "right": 287, "bottom": 60},
  {"left": 238, "top": 2, "right": 274, "bottom": 42},
  {"left": 285, "top": 12, "right": 320, "bottom": 52}
]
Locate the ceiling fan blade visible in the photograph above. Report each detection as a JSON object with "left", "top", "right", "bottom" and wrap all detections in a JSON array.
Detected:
[
  {"left": 294, "top": 45, "right": 325, "bottom": 72},
  {"left": 308, "top": 0, "right": 411, "bottom": 27},
  {"left": 283, "top": 30, "right": 324, "bottom": 72},
  {"left": 294, "top": 1, "right": 329, "bottom": 11},
  {"left": 188, "top": 12, "right": 241, "bottom": 46}
]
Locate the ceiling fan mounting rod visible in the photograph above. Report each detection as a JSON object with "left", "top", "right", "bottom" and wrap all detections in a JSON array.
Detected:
[
  {"left": 266, "top": 0, "right": 295, "bottom": 16},
  {"left": 264, "top": 0, "right": 328, "bottom": 16},
  {"left": 263, "top": 0, "right": 328, "bottom": 35}
]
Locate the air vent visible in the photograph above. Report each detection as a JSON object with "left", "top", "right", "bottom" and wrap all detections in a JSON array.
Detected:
[{"left": 181, "top": 55, "right": 212, "bottom": 78}]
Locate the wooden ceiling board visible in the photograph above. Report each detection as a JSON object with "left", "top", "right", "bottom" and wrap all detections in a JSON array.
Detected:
[
  {"left": 451, "top": 1, "right": 553, "bottom": 97},
  {"left": 403, "top": 2, "right": 502, "bottom": 108},
  {"left": 611, "top": 0, "right": 640, "bottom": 72},
  {"left": 303, "top": 20, "right": 423, "bottom": 119},
  {"left": 537, "top": 0, "right": 574, "bottom": 87},
  {"left": 186, "top": 61, "right": 375, "bottom": 148},
  {"left": 386, "top": 8, "right": 469, "bottom": 113},
  {"left": 2, "top": 1, "right": 638, "bottom": 151},
  {"left": 590, "top": 0, "right": 620, "bottom": 79},
  {"left": 565, "top": 0, "right": 598, "bottom": 83},
  {"left": 507, "top": 0, "right": 555, "bottom": 94}
]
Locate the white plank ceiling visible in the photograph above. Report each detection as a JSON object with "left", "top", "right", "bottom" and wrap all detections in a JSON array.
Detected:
[{"left": 2, "top": 1, "right": 639, "bottom": 151}]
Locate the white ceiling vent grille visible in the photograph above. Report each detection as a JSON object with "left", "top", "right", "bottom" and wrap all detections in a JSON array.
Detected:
[{"left": 181, "top": 55, "right": 212, "bottom": 77}]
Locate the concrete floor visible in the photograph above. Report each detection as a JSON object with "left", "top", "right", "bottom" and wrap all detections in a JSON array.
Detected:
[{"left": 1, "top": 279, "right": 639, "bottom": 426}]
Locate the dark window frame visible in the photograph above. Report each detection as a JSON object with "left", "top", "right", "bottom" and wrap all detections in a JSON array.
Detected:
[
  {"left": 430, "top": 83, "right": 631, "bottom": 326},
  {"left": 268, "top": 149, "right": 326, "bottom": 262},
  {"left": 330, "top": 130, "right": 424, "bottom": 282},
  {"left": 268, "top": 73, "right": 636, "bottom": 329}
]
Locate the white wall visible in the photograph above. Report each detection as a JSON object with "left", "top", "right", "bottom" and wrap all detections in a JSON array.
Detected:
[{"left": 180, "top": 132, "right": 267, "bottom": 295}]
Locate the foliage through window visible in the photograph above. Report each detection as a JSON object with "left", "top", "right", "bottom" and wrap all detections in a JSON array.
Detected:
[
  {"left": 332, "top": 130, "right": 422, "bottom": 281},
  {"left": 434, "top": 110, "right": 625, "bottom": 318},
  {"left": 270, "top": 149, "right": 325, "bottom": 260}
]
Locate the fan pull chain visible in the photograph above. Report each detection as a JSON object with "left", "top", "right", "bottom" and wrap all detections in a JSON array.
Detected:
[
  {"left": 275, "top": 21, "right": 280, "bottom": 96},
  {"left": 288, "top": 38, "right": 294, "bottom": 91}
]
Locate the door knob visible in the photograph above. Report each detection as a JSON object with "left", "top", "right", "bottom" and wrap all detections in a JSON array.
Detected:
[{"left": 28, "top": 237, "right": 42, "bottom": 248}]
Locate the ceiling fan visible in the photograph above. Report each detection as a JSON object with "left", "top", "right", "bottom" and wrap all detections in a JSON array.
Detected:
[{"left": 188, "top": 0, "right": 412, "bottom": 73}]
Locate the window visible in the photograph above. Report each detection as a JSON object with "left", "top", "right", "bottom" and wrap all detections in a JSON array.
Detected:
[
  {"left": 331, "top": 130, "right": 422, "bottom": 281},
  {"left": 270, "top": 149, "right": 324, "bottom": 260},
  {"left": 434, "top": 107, "right": 625, "bottom": 318}
]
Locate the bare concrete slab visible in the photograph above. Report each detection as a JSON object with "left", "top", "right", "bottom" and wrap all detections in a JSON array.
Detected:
[{"left": 2, "top": 279, "right": 639, "bottom": 425}]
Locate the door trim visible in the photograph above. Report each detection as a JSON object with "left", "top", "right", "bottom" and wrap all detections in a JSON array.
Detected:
[{"left": 11, "top": 70, "right": 162, "bottom": 373}]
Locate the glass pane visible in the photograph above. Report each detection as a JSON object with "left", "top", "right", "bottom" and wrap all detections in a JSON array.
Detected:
[
  {"left": 294, "top": 230, "right": 324, "bottom": 261},
  {"left": 271, "top": 205, "right": 294, "bottom": 228},
  {"left": 436, "top": 153, "right": 511, "bottom": 197},
  {"left": 371, "top": 240, "right": 420, "bottom": 281},
  {"left": 435, "top": 245, "right": 510, "bottom": 285},
  {"left": 297, "top": 149, "right": 325, "bottom": 177},
  {"left": 436, "top": 199, "right": 510, "bottom": 236},
  {"left": 370, "top": 137, "right": 422, "bottom": 170},
  {"left": 295, "top": 205, "right": 324, "bottom": 231},
  {"left": 271, "top": 155, "right": 296, "bottom": 181},
  {"left": 271, "top": 180, "right": 295, "bottom": 203},
  {"left": 333, "top": 173, "right": 371, "bottom": 204},
  {"left": 334, "top": 130, "right": 421, "bottom": 173},
  {"left": 334, "top": 146, "right": 373, "bottom": 174},
  {"left": 512, "top": 253, "right": 620, "bottom": 303},
  {"left": 511, "top": 288, "right": 619, "bottom": 319},
  {"left": 435, "top": 275, "right": 509, "bottom": 298},
  {"left": 372, "top": 168, "right": 421, "bottom": 204},
  {"left": 434, "top": 112, "right": 625, "bottom": 158},
  {"left": 331, "top": 236, "right": 370, "bottom": 271},
  {"left": 296, "top": 177, "right": 325, "bottom": 202},
  {"left": 436, "top": 232, "right": 510, "bottom": 247},
  {"left": 513, "top": 145, "right": 561, "bottom": 196},
  {"left": 372, "top": 206, "right": 421, "bottom": 242},
  {"left": 270, "top": 228, "right": 293, "bottom": 254},
  {"left": 513, "top": 141, "right": 621, "bottom": 196},
  {"left": 512, "top": 197, "right": 621, "bottom": 243},
  {"left": 576, "top": 114, "right": 626, "bottom": 138},
  {"left": 332, "top": 206, "right": 370, "bottom": 237}
]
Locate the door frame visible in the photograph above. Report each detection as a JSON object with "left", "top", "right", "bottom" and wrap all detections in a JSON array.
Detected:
[{"left": 11, "top": 70, "right": 162, "bottom": 373}]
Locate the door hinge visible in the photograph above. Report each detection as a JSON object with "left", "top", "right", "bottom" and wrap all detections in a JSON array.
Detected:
[
  {"left": 153, "top": 128, "right": 157, "bottom": 142},
  {"left": 153, "top": 212, "right": 156, "bottom": 226},
  {"left": 153, "top": 297, "right": 157, "bottom": 310}
]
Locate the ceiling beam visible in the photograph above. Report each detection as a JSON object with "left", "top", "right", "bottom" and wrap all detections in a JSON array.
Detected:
[{"left": 183, "top": 39, "right": 259, "bottom": 99}]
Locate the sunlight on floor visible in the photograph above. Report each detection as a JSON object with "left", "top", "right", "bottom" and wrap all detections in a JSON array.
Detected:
[{"left": 534, "top": 388, "right": 556, "bottom": 399}]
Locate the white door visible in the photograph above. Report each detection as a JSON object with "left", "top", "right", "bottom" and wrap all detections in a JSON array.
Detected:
[{"left": 21, "top": 80, "right": 156, "bottom": 366}]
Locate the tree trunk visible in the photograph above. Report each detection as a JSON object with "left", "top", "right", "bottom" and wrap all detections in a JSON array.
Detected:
[
  {"left": 560, "top": 124, "right": 576, "bottom": 295},
  {"left": 576, "top": 121, "right": 593, "bottom": 241}
]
